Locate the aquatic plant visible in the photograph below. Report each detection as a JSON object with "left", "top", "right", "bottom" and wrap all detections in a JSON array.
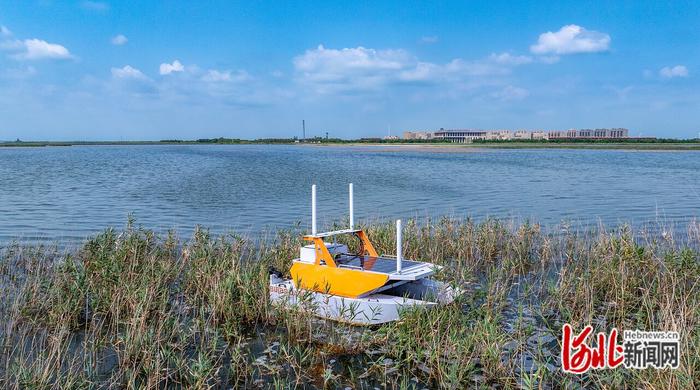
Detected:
[{"left": 0, "top": 217, "right": 697, "bottom": 388}]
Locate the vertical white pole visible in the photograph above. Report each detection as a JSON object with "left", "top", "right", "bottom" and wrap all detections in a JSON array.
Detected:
[
  {"left": 311, "top": 184, "right": 317, "bottom": 235},
  {"left": 396, "top": 219, "right": 402, "bottom": 273},
  {"left": 349, "top": 183, "right": 354, "bottom": 230}
]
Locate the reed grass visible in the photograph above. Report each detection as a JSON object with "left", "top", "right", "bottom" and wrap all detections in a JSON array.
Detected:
[{"left": 0, "top": 217, "right": 697, "bottom": 389}]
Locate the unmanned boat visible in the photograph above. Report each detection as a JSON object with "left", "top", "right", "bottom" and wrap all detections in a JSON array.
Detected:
[{"left": 269, "top": 184, "right": 457, "bottom": 325}]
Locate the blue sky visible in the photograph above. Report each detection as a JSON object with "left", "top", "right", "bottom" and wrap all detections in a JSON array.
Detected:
[{"left": 0, "top": 1, "right": 698, "bottom": 140}]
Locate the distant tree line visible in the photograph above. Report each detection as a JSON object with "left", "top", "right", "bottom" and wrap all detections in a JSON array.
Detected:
[
  {"left": 3, "top": 136, "right": 698, "bottom": 148},
  {"left": 159, "top": 137, "right": 453, "bottom": 144}
]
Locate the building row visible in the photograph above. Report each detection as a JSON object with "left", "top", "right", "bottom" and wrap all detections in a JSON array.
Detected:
[{"left": 403, "top": 128, "right": 629, "bottom": 143}]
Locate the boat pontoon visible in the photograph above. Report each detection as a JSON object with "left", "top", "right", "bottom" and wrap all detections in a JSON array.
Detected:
[{"left": 269, "top": 184, "right": 458, "bottom": 325}]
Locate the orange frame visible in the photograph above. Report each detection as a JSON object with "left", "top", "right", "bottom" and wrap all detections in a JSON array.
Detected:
[{"left": 302, "top": 230, "right": 378, "bottom": 267}]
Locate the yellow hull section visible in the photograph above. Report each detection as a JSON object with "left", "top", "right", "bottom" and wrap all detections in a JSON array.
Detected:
[{"left": 290, "top": 262, "right": 389, "bottom": 298}]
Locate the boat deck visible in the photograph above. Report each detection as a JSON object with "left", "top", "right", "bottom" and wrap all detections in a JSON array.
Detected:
[{"left": 334, "top": 254, "right": 437, "bottom": 281}]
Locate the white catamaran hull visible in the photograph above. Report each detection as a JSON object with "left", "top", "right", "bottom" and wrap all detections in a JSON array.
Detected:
[{"left": 269, "top": 275, "right": 457, "bottom": 325}]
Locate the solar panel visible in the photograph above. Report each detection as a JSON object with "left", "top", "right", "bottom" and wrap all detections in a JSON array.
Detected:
[{"left": 335, "top": 254, "right": 422, "bottom": 274}]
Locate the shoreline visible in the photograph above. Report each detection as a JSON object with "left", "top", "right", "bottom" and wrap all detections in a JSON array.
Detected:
[
  {"left": 309, "top": 142, "right": 700, "bottom": 151},
  {"left": 2, "top": 140, "right": 700, "bottom": 151}
]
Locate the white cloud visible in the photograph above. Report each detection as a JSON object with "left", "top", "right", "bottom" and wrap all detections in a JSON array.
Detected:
[
  {"left": 111, "top": 34, "right": 128, "bottom": 46},
  {"left": 419, "top": 36, "right": 439, "bottom": 44},
  {"left": 159, "top": 60, "right": 185, "bottom": 75},
  {"left": 202, "top": 69, "right": 250, "bottom": 82},
  {"left": 15, "top": 39, "right": 72, "bottom": 60},
  {"left": 82, "top": 1, "right": 109, "bottom": 11},
  {"left": 396, "top": 62, "right": 440, "bottom": 82},
  {"left": 530, "top": 25, "right": 610, "bottom": 55},
  {"left": 1, "top": 26, "right": 73, "bottom": 60},
  {"left": 156, "top": 65, "right": 271, "bottom": 105},
  {"left": 106, "top": 61, "right": 265, "bottom": 104},
  {"left": 295, "top": 45, "right": 410, "bottom": 75},
  {"left": 489, "top": 52, "right": 533, "bottom": 65},
  {"left": 111, "top": 65, "right": 147, "bottom": 80},
  {"left": 442, "top": 58, "right": 511, "bottom": 77},
  {"left": 659, "top": 65, "right": 688, "bottom": 79},
  {"left": 293, "top": 45, "right": 414, "bottom": 92},
  {"left": 293, "top": 45, "right": 528, "bottom": 94}
]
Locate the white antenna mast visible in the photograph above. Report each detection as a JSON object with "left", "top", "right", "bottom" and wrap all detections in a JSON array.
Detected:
[
  {"left": 396, "top": 219, "right": 402, "bottom": 273},
  {"left": 311, "top": 184, "right": 317, "bottom": 235},
  {"left": 349, "top": 183, "right": 354, "bottom": 229}
]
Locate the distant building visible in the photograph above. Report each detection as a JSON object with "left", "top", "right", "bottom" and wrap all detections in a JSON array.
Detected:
[
  {"left": 383, "top": 135, "right": 400, "bottom": 141},
  {"left": 485, "top": 130, "right": 512, "bottom": 140},
  {"left": 549, "top": 128, "right": 629, "bottom": 139},
  {"left": 548, "top": 131, "right": 566, "bottom": 139},
  {"left": 404, "top": 127, "right": 630, "bottom": 143},
  {"left": 578, "top": 129, "right": 593, "bottom": 138},
  {"left": 433, "top": 129, "right": 488, "bottom": 143},
  {"left": 606, "top": 128, "right": 629, "bottom": 138},
  {"left": 402, "top": 131, "right": 432, "bottom": 140},
  {"left": 513, "top": 130, "right": 531, "bottom": 140},
  {"left": 531, "top": 131, "right": 547, "bottom": 140}
]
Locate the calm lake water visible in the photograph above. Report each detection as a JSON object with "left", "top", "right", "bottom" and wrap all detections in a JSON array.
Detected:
[{"left": 1, "top": 144, "right": 699, "bottom": 244}]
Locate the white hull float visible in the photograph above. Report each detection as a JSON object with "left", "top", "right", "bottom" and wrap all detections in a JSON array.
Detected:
[
  {"left": 270, "top": 273, "right": 457, "bottom": 325},
  {"left": 269, "top": 184, "right": 459, "bottom": 325}
]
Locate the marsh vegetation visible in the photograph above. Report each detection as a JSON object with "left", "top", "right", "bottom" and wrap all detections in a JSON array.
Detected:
[{"left": 1, "top": 217, "right": 698, "bottom": 389}]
